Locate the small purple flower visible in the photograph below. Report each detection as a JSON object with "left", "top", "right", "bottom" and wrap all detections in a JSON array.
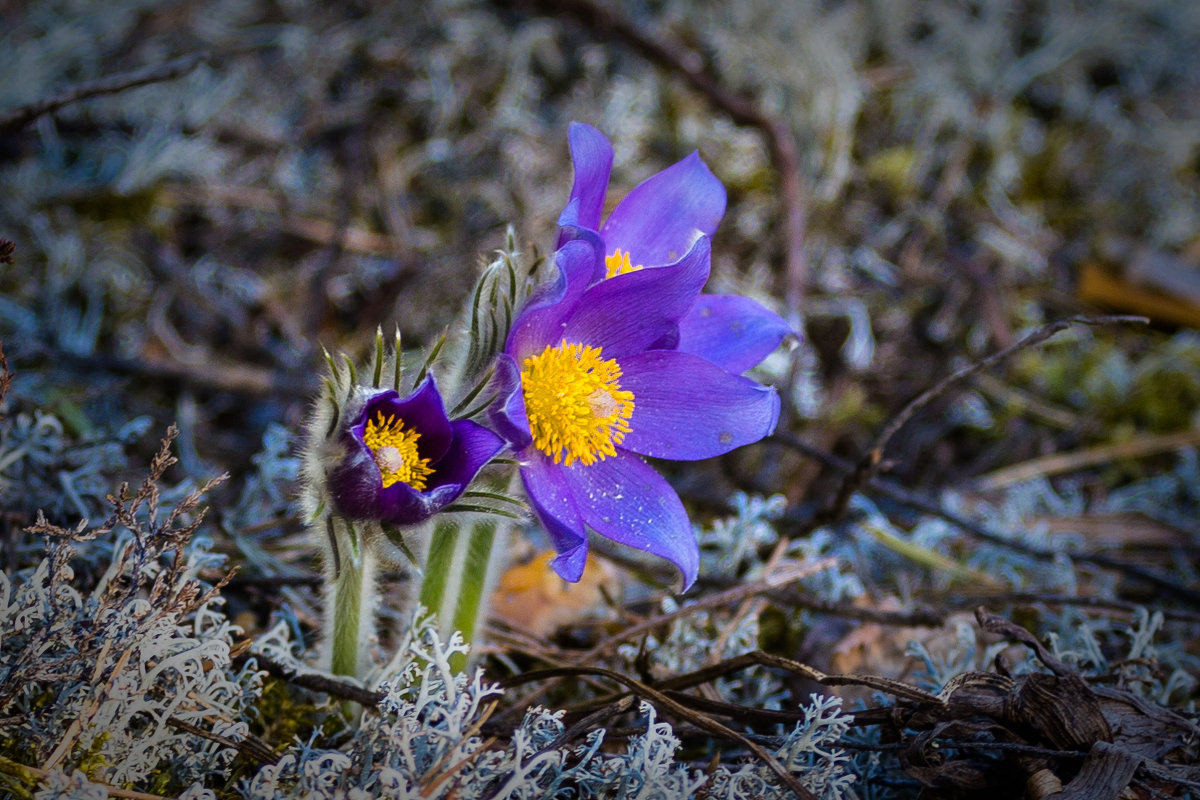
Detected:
[
  {"left": 330, "top": 376, "right": 503, "bottom": 526},
  {"left": 491, "top": 238, "right": 781, "bottom": 589},
  {"left": 558, "top": 122, "right": 792, "bottom": 374}
]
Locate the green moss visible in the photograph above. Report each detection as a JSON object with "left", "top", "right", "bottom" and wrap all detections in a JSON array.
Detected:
[
  {"left": 0, "top": 756, "right": 38, "bottom": 800},
  {"left": 76, "top": 731, "right": 110, "bottom": 780},
  {"left": 249, "top": 676, "right": 331, "bottom": 757},
  {"left": 1013, "top": 332, "right": 1200, "bottom": 434},
  {"left": 826, "top": 383, "right": 886, "bottom": 429}
]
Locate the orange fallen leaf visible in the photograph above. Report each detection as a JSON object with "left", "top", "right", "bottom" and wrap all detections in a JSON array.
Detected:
[{"left": 490, "top": 550, "right": 614, "bottom": 639}]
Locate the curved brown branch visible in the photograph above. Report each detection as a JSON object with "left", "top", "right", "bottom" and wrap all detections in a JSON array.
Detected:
[
  {"left": 0, "top": 52, "right": 211, "bottom": 131},
  {"left": 771, "top": 432, "right": 1200, "bottom": 606},
  {"left": 250, "top": 649, "right": 385, "bottom": 707},
  {"left": 496, "top": 663, "right": 820, "bottom": 800},
  {"left": 802, "top": 314, "right": 1150, "bottom": 534}
]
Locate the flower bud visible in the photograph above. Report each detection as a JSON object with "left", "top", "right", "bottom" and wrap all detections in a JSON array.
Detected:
[{"left": 300, "top": 332, "right": 503, "bottom": 532}]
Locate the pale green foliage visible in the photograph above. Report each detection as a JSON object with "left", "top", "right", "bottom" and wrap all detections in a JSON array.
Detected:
[
  {"left": 2, "top": 0, "right": 1199, "bottom": 795},
  {"left": 246, "top": 610, "right": 860, "bottom": 800},
  {"left": 0, "top": 431, "right": 258, "bottom": 797}
]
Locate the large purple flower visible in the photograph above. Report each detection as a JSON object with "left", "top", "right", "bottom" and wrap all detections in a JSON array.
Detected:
[
  {"left": 558, "top": 122, "right": 792, "bottom": 374},
  {"left": 490, "top": 238, "right": 781, "bottom": 588},
  {"left": 330, "top": 376, "right": 503, "bottom": 526}
]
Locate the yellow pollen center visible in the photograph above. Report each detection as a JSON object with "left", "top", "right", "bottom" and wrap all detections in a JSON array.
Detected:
[
  {"left": 605, "top": 248, "right": 643, "bottom": 279},
  {"left": 361, "top": 411, "right": 434, "bottom": 490},
  {"left": 521, "top": 340, "right": 635, "bottom": 466}
]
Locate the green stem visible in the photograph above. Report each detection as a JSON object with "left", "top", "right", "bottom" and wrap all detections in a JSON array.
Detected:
[
  {"left": 418, "top": 516, "right": 503, "bottom": 670},
  {"left": 326, "top": 518, "right": 376, "bottom": 679}
]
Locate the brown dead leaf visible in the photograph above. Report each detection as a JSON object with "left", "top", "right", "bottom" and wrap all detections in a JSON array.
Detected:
[{"left": 490, "top": 550, "right": 615, "bottom": 639}]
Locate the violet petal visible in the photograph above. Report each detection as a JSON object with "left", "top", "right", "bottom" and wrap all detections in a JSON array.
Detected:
[
  {"left": 328, "top": 445, "right": 383, "bottom": 520},
  {"left": 618, "top": 350, "right": 781, "bottom": 460},
  {"left": 506, "top": 239, "right": 597, "bottom": 361},
  {"left": 562, "top": 236, "right": 710, "bottom": 360},
  {"left": 434, "top": 420, "right": 504, "bottom": 488},
  {"left": 487, "top": 354, "right": 533, "bottom": 451},
  {"left": 358, "top": 378, "right": 453, "bottom": 463},
  {"left": 677, "top": 294, "right": 794, "bottom": 374},
  {"left": 378, "top": 481, "right": 459, "bottom": 527},
  {"left": 521, "top": 453, "right": 590, "bottom": 582},
  {"left": 560, "top": 450, "right": 698, "bottom": 590},
  {"left": 556, "top": 122, "right": 613, "bottom": 249},
  {"left": 556, "top": 199, "right": 608, "bottom": 272},
  {"left": 601, "top": 151, "right": 726, "bottom": 268}
]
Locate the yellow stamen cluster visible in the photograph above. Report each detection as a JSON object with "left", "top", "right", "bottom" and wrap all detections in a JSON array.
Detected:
[
  {"left": 521, "top": 340, "right": 635, "bottom": 466},
  {"left": 605, "top": 248, "right": 643, "bottom": 279},
  {"left": 361, "top": 411, "right": 434, "bottom": 490}
]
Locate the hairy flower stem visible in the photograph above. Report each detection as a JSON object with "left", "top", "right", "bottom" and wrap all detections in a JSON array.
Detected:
[
  {"left": 325, "top": 519, "right": 377, "bottom": 680},
  {"left": 418, "top": 516, "right": 505, "bottom": 670}
]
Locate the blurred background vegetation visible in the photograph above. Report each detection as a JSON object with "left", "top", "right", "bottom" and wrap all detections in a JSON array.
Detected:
[
  {"left": 5, "top": 0, "right": 1199, "bottom": 477},
  {"left": 1, "top": 0, "right": 1199, "bottom": 796}
]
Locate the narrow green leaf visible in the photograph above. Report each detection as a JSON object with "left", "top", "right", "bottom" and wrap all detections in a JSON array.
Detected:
[
  {"left": 456, "top": 393, "right": 497, "bottom": 421},
  {"left": 392, "top": 327, "right": 403, "bottom": 391},
  {"left": 322, "top": 377, "right": 341, "bottom": 437},
  {"left": 329, "top": 518, "right": 370, "bottom": 680},
  {"left": 381, "top": 523, "right": 421, "bottom": 568},
  {"left": 450, "top": 365, "right": 496, "bottom": 417},
  {"left": 418, "top": 518, "right": 460, "bottom": 630},
  {"left": 462, "top": 490, "right": 527, "bottom": 509},
  {"left": 412, "top": 329, "right": 447, "bottom": 388},
  {"left": 504, "top": 254, "right": 517, "bottom": 300},
  {"left": 372, "top": 326, "right": 385, "bottom": 388},
  {"left": 442, "top": 503, "right": 524, "bottom": 519},
  {"left": 449, "top": 519, "right": 497, "bottom": 667},
  {"left": 323, "top": 346, "right": 341, "bottom": 387}
]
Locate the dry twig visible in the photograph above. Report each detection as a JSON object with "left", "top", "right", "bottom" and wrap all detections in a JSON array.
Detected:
[
  {"left": 248, "top": 648, "right": 385, "bottom": 707},
  {"left": 773, "top": 432, "right": 1200, "bottom": 606},
  {"left": 802, "top": 314, "right": 1149, "bottom": 534},
  {"left": 0, "top": 52, "right": 210, "bottom": 131},
  {"left": 498, "top": 663, "right": 821, "bottom": 800}
]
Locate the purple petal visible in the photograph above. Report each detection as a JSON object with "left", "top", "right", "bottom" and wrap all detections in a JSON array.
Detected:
[
  {"left": 560, "top": 451, "right": 698, "bottom": 590},
  {"left": 562, "top": 236, "right": 710, "bottom": 360},
  {"left": 618, "top": 350, "right": 780, "bottom": 460},
  {"left": 375, "top": 421, "right": 502, "bottom": 527},
  {"left": 555, "top": 122, "right": 613, "bottom": 249},
  {"left": 378, "top": 481, "right": 459, "bottom": 526},
  {"left": 677, "top": 294, "right": 794, "bottom": 374},
  {"left": 554, "top": 200, "right": 604, "bottom": 281},
  {"left": 356, "top": 378, "right": 453, "bottom": 463},
  {"left": 554, "top": 217, "right": 610, "bottom": 285},
  {"left": 434, "top": 420, "right": 504, "bottom": 488},
  {"left": 506, "top": 240, "right": 598, "bottom": 361},
  {"left": 487, "top": 354, "right": 532, "bottom": 451},
  {"left": 601, "top": 151, "right": 726, "bottom": 268},
  {"left": 332, "top": 379, "right": 499, "bottom": 527},
  {"left": 329, "top": 445, "right": 458, "bottom": 527},
  {"left": 521, "top": 454, "right": 590, "bottom": 582},
  {"left": 328, "top": 445, "right": 384, "bottom": 520}
]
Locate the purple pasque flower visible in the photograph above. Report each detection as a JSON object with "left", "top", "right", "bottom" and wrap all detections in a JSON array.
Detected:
[
  {"left": 557, "top": 121, "right": 792, "bottom": 375},
  {"left": 330, "top": 376, "right": 503, "bottom": 526},
  {"left": 490, "top": 238, "right": 781, "bottom": 589}
]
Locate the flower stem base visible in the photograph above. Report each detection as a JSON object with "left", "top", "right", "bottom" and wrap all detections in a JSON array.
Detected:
[{"left": 419, "top": 516, "right": 508, "bottom": 671}]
